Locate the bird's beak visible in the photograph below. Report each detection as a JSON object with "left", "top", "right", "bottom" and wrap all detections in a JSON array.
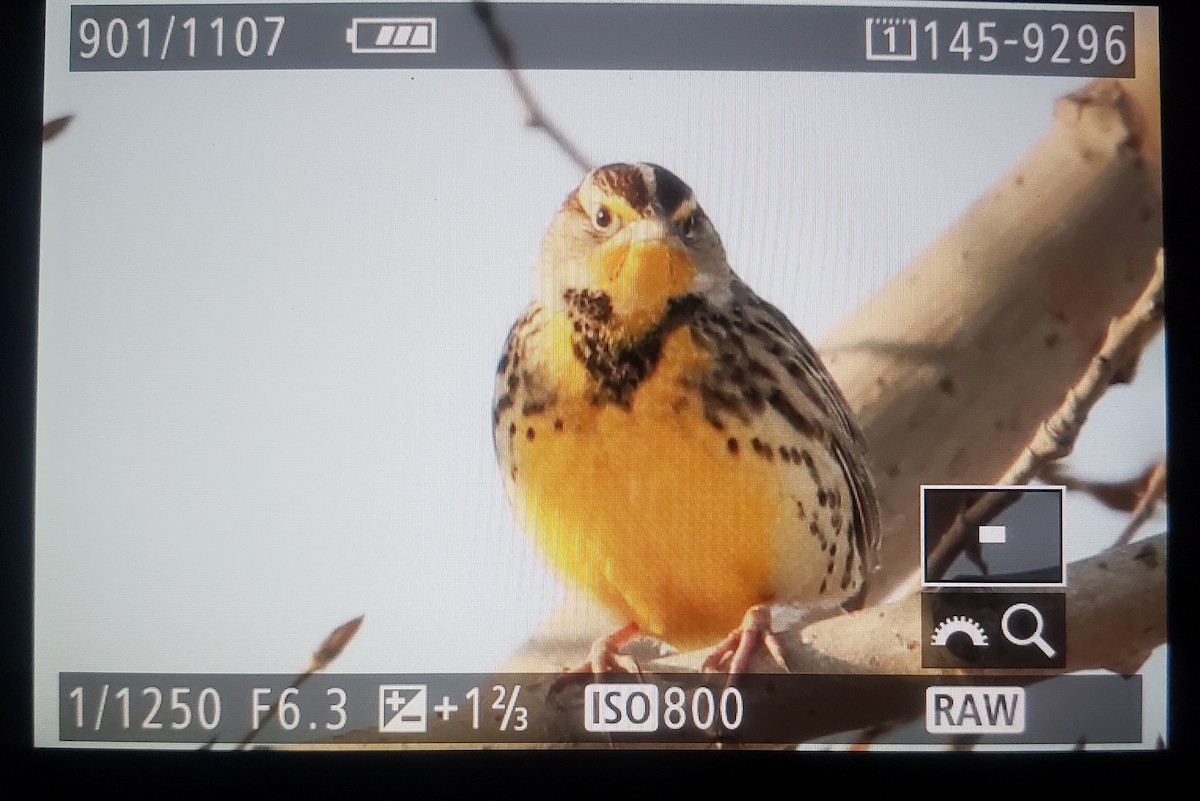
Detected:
[{"left": 590, "top": 221, "right": 695, "bottom": 336}]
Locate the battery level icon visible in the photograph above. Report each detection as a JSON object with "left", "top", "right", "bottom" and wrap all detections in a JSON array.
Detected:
[{"left": 346, "top": 18, "right": 437, "bottom": 54}]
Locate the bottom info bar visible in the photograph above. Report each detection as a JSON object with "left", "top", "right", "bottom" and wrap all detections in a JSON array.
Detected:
[
  {"left": 926, "top": 686, "right": 1026, "bottom": 733},
  {"left": 59, "top": 673, "right": 1138, "bottom": 745}
]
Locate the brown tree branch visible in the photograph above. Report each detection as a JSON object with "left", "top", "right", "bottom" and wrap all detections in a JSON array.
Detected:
[
  {"left": 501, "top": 11, "right": 1163, "bottom": 681},
  {"left": 998, "top": 250, "right": 1163, "bottom": 482},
  {"left": 351, "top": 533, "right": 1163, "bottom": 747},
  {"left": 924, "top": 251, "right": 1164, "bottom": 579},
  {"left": 786, "top": 533, "right": 1165, "bottom": 678},
  {"left": 828, "top": 74, "right": 1162, "bottom": 603}
]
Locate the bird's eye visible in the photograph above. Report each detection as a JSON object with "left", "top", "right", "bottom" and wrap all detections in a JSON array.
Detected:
[
  {"left": 593, "top": 206, "right": 613, "bottom": 230},
  {"left": 680, "top": 213, "right": 699, "bottom": 238}
]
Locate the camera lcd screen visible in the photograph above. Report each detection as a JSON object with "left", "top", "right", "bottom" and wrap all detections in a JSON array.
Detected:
[{"left": 34, "top": 0, "right": 1167, "bottom": 750}]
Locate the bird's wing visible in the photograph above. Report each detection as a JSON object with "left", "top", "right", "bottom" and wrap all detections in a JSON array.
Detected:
[
  {"left": 722, "top": 279, "right": 882, "bottom": 577},
  {"left": 492, "top": 302, "right": 547, "bottom": 482}
]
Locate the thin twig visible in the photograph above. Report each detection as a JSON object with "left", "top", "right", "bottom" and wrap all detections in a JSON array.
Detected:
[
  {"left": 1001, "top": 249, "right": 1164, "bottom": 479},
  {"left": 1115, "top": 460, "right": 1167, "bottom": 546},
  {"left": 1041, "top": 460, "right": 1163, "bottom": 513},
  {"left": 947, "top": 734, "right": 981, "bottom": 752},
  {"left": 233, "top": 614, "right": 365, "bottom": 750},
  {"left": 42, "top": 115, "right": 74, "bottom": 143},
  {"left": 472, "top": 1, "right": 594, "bottom": 172},
  {"left": 847, "top": 724, "right": 892, "bottom": 751},
  {"left": 305, "top": 614, "right": 366, "bottom": 674},
  {"left": 926, "top": 249, "right": 1164, "bottom": 577}
]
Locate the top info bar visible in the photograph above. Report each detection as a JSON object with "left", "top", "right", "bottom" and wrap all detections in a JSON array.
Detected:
[{"left": 68, "top": 3, "right": 1136, "bottom": 76}]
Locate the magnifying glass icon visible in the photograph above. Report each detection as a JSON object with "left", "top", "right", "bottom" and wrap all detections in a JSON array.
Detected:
[{"left": 1001, "top": 603, "right": 1056, "bottom": 658}]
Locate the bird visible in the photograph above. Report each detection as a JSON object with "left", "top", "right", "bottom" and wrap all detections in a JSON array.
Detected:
[{"left": 493, "top": 163, "right": 881, "bottom": 675}]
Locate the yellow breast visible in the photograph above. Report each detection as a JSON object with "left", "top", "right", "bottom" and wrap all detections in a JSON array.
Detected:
[{"left": 509, "top": 320, "right": 790, "bottom": 649}]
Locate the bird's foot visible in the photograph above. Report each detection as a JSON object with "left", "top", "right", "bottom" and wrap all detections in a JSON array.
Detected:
[
  {"left": 550, "top": 622, "right": 644, "bottom": 693},
  {"left": 702, "top": 605, "right": 790, "bottom": 676}
]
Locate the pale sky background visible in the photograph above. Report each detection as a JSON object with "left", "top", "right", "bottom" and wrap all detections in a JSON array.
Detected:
[{"left": 35, "top": 0, "right": 1165, "bottom": 747}]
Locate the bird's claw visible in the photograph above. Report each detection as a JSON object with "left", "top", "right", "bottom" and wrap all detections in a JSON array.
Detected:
[
  {"left": 701, "top": 605, "right": 790, "bottom": 677},
  {"left": 549, "top": 623, "right": 644, "bottom": 693}
]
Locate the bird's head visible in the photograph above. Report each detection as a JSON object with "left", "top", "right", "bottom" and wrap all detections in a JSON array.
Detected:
[{"left": 537, "top": 163, "right": 730, "bottom": 338}]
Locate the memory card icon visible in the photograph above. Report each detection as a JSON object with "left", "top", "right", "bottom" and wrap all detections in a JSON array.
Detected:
[{"left": 346, "top": 18, "right": 437, "bottom": 54}]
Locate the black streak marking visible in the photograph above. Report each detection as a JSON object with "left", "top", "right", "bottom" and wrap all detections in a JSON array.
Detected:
[
  {"left": 563, "top": 287, "right": 613, "bottom": 323},
  {"left": 751, "top": 438, "right": 774, "bottom": 461},
  {"left": 801, "top": 450, "right": 821, "bottom": 488},
  {"left": 522, "top": 400, "right": 548, "bottom": 416},
  {"left": 526, "top": 427, "right": 536, "bottom": 441},
  {"left": 767, "top": 388, "right": 817, "bottom": 438},
  {"left": 727, "top": 437, "right": 739, "bottom": 455},
  {"left": 699, "top": 384, "right": 746, "bottom": 427},
  {"left": 841, "top": 551, "right": 855, "bottom": 590},
  {"left": 746, "top": 360, "right": 775, "bottom": 380},
  {"left": 569, "top": 292, "right": 703, "bottom": 407},
  {"left": 651, "top": 164, "right": 691, "bottom": 216}
]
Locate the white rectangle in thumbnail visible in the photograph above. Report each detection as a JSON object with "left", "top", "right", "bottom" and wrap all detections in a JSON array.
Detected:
[{"left": 978, "top": 525, "right": 1007, "bottom": 544}]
